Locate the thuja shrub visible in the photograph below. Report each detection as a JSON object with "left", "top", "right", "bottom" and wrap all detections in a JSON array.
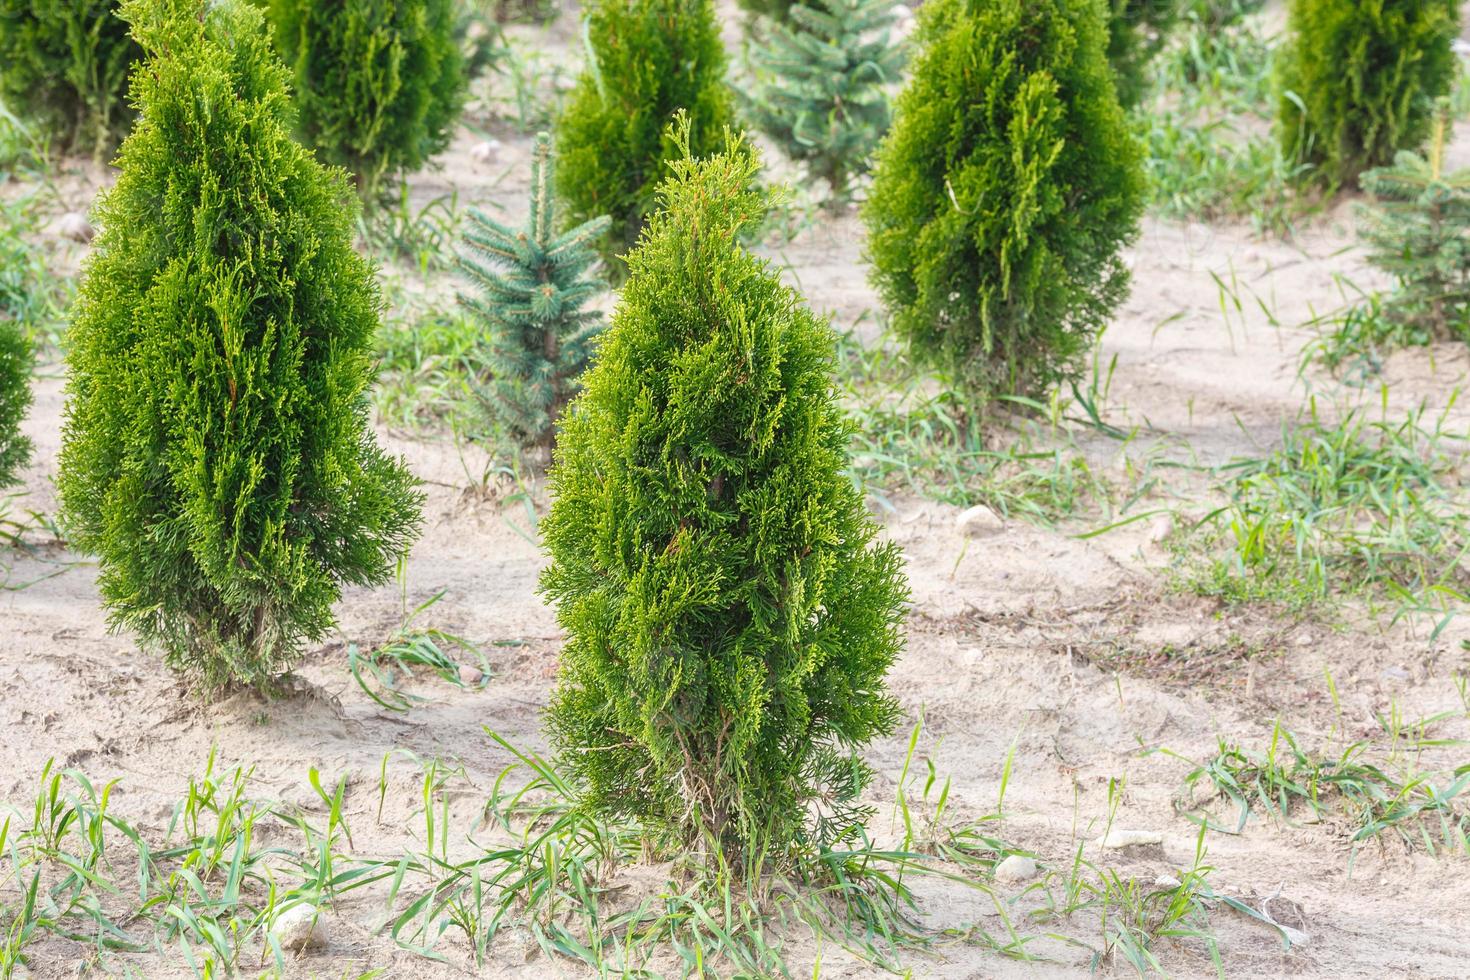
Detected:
[
  {"left": 0, "top": 0, "right": 142, "bottom": 157},
  {"left": 864, "top": 0, "right": 1144, "bottom": 406},
  {"left": 742, "top": 0, "right": 905, "bottom": 200},
  {"left": 540, "top": 122, "right": 908, "bottom": 862},
  {"left": 0, "top": 321, "right": 31, "bottom": 490},
  {"left": 60, "top": 0, "right": 422, "bottom": 691},
  {"left": 459, "top": 132, "right": 611, "bottom": 449},
  {"left": 260, "top": 0, "right": 467, "bottom": 198},
  {"left": 557, "top": 0, "right": 732, "bottom": 270},
  {"left": 1276, "top": 0, "right": 1459, "bottom": 189},
  {"left": 0, "top": 204, "right": 41, "bottom": 488},
  {"left": 1107, "top": 0, "right": 1179, "bottom": 108}
]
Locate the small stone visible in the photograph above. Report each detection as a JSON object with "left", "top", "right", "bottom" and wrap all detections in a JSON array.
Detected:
[
  {"left": 1153, "top": 874, "right": 1182, "bottom": 890},
  {"left": 956, "top": 503, "right": 1004, "bottom": 535},
  {"left": 458, "top": 664, "right": 484, "bottom": 686},
  {"left": 993, "top": 854, "right": 1039, "bottom": 883},
  {"left": 1381, "top": 665, "right": 1409, "bottom": 681},
  {"left": 469, "top": 139, "right": 502, "bottom": 164},
  {"left": 54, "top": 212, "right": 95, "bottom": 243},
  {"left": 270, "top": 904, "right": 328, "bottom": 951},
  {"left": 1092, "top": 828, "right": 1164, "bottom": 850},
  {"left": 1147, "top": 513, "right": 1175, "bottom": 545},
  {"left": 1295, "top": 633, "right": 1312, "bottom": 647}
]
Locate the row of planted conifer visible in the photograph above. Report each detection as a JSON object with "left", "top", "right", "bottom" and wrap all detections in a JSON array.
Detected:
[{"left": 0, "top": 0, "right": 1465, "bottom": 874}]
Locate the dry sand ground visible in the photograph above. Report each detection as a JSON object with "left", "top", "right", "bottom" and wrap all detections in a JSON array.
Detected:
[{"left": 4, "top": 6, "right": 1470, "bottom": 978}]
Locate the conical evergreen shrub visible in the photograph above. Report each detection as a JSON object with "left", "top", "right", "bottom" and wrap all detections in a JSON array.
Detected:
[
  {"left": 0, "top": 322, "right": 31, "bottom": 490},
  {"left": 0, "top": 0, "right": 142, "bottom": 157},
  {"left": 59, "top": 0, "right": 423, "bottom": 691},
  {"left": 556, "top": 0, "right": 732, "bottom": 270},
  {"left": 1358, "top": 105, "right": 1470, "bottom": 345},
  {"left": 540, "top": 121, "right": 908, "bottom": 862},
  {"left": 259, "top": 0, "right": 467, "bottom": 199},
  {"left": 1107, "top": 0, "right": 1179, "bottom": 108},
  {"left": 459, "top": 133, "right": 611, "bottom": 449},
  {"left": 864, "top": 0, "right": 1144, "bottom": 406},
  {"left": 742, "top": 0, "right": 905, "bottom": 201},
  {"left": 1276, "top": 0, "right": 1459, "bottom": 189},
  {"left": 0, "top": 205, "right": 41, "bottom": 489}
]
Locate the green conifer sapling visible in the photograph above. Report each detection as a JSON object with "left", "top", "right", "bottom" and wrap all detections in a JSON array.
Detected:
[
  {"left": 261, "top": 0, "right": 467, "bottom": 199},
  {"left": 59, "top": 0, "right": 422, "bottom": 691},
  {"left": 864, "top": 0, "right": 1144, "bottom": 406},
  {"left": 1358, "top": 104, "right": 1470, "bottom": 345},
  {"left": 459, "top": 133, "right": 611, "bottom": 449},
  {"left": 541, "top": 120, "right": 908, "bottom": 862},
  {"left": 742, "top": 0, "right": 906, "bottom": 201},
  {"left": 0, "top": 0, "right": 143, "bottom": 157},
  {"left": 557, "top": 0, "right": 732, "bottom": 270},
  {"left": 1276, "top": 0, "right": 1459, "bottom": 188}
]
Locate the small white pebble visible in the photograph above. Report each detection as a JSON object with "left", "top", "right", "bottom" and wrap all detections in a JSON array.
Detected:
[
  {"left": 956, "top": 503, "right": 1004, "bottom": 536},
  {"left": 270, "top": 904, "right": 328, "bottom": 951},
  {"left": 993, "top": 854, "right": 1039, "bottom": 883},
  {"left": 469, "top": 139, "right": 502, "bottom": 164}
]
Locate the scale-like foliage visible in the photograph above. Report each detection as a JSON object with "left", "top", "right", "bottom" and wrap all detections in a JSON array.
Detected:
[
  {"left": 1276, "top": 0, "right": 1459, "bottom": 189},
  {"left": 541, "top": 122, "right": 908, "bottom": 862},
  {"left": 556, "top": 0, "right": 732, "bottom": 270},
  {"left": 864, "top": 0, "right": 1143, "bottom": 406},
  {"left": 1359, "top": 109, "right": 1470, "bottom": 345},
  {"left": 260, "top": 0, "right": 467, "bottom": 198},
  {"left": 0, "top": 203, "right": 45, "bottom": 489},
  {"left": 0, "top": 0, "right": 142, "bottom": 157},
  {"left": 742, "top": 0, "right": 905, "bottom": 200},
  {"left": 1107, "top": 0, "right": 1179, "bottom": 108},
  {"left": 459, "top": 133, "right": 610, "bottom": 449},
  {"left": 59, "top": 0, "right": 422, "bottom": 692},
  {"left": 0, "top": 321, "right": 30, "bottom": 490}
]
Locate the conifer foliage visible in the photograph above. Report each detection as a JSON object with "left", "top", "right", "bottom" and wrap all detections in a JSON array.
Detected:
[
  {"left": 1276, "top": 0, "right": 1459, "bottom": 189},
  {"left": 557, "top": 0, "right": 732, "bottom": 269},
  {"left": 734, "top": 0, "right": 795, "bottom": 21},
  {"left": 864, "top": 0, "right": 1144, "bottom": 405},
  {"left": 0, "top": 209, "right": 39, "bottom": 491},
  {"left": 459, "top": 133, "right": 611, "bottom": 449},
  {"left": 1358, "top": 107, "right": 1470, "bottom": 345},
  {"left": 59, "top": 0, "right": 422, "bottom": 691},
  {"left": 0, "top": 321, "right": 31, "bottom": 491},
  {"left": 540, "top": 122, "right": 908, "bottom": 861},
  {"left": 260, "top": 0, "right": 467, "bottom": 198},
  {"left": 1107, "top": 0, "right": 1179, "bottom": 108},
  {"left": 0, "top": 0, "right": 142, "bottom": 157},
  {"left": 742, "top": 0, "right": 905, "bottom": 201}
]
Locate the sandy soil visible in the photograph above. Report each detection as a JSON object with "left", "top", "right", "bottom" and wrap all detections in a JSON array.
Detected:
[{"left": 4, "top": 5, "right": 1470, "bottom": 978}]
